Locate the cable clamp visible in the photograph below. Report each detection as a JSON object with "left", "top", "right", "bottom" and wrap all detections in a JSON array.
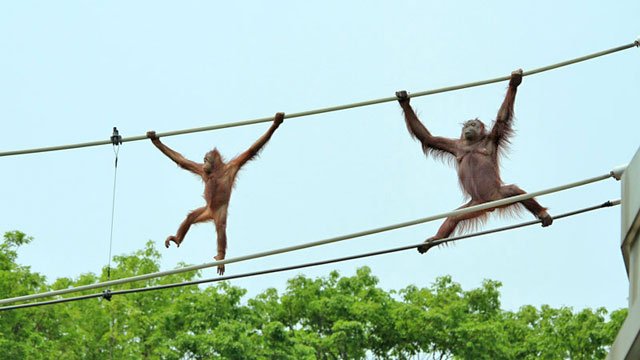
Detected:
[
  {"left": 102, "top": 289, "right": 113, "bottom": 301},
  {"left": 110, "top": 127, "right": 123, "bottom": 146}
]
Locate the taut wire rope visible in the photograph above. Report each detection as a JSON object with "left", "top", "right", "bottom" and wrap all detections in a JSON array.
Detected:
[
  {"left": 0, "top": 166, "right": 625, "bottom": 306},
  {"left": 106, "top": 127, "right": 122, "bottom": 283},
  {"left": 106, "top": 127, "right": 122, "bottom": 360},
  {"left": 0, "top": 199, "right": 620, "bottom": 312},
  {"left": 0, "top": 40, "right": 637, "bottom": 158}
]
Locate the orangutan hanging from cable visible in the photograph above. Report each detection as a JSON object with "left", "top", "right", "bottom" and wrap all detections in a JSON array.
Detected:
[
  {"left": 396, "top": 69, "right": 552, "bottom": 254},
  {"left": 147, "top": 113, "right": 284, "bottom": 274}
]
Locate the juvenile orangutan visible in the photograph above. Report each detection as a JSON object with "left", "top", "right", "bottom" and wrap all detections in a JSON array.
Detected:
[{"left": 147, "top": 113, "right": 284, "bottom": 274}]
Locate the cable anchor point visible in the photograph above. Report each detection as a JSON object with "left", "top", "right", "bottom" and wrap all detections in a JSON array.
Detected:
[{"left": 611, "top": 164, "right": 627, "bottom": 180}]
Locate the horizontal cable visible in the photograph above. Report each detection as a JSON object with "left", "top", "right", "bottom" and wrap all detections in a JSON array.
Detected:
[
  {"left": 0, "top": 167, "right": 622, "bottom": 306},
  {"left": 1, "top": 40, "right": 637, "bottom": 158},
  {"left": 0, "top": 293, "right": 104, "bottom": 311},
  {"left": 0, "top": 199, "right": 620, "bottom": 311}
]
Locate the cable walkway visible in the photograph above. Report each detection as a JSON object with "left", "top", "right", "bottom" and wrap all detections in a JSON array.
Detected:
[
  {"left": 0, "top": 167, "right": 624, "bottom": 306},
  {"left": 0, "top": 199, "right": 620, "bottom": 312},
  {"left": 0, "top": 40, "right": 637, "bottom": 158}
]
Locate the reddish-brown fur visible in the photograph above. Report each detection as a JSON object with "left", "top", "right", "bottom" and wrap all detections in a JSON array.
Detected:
[
  {"left": 396, "top": 69, "right": 552, "bottom": 254},
  {"left": 147, "top": 113, "right": 284, "bottom": 274}
]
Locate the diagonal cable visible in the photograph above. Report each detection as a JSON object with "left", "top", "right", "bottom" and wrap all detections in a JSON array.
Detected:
[
  {"left": 0, "top": 199, "right": 620, "bottom": 312},
  {"left": 0, "top": 167, "right": 623, "bottom": 306},
  {"left": 0, "top": 40, "right": 637, "bottom": 158}
]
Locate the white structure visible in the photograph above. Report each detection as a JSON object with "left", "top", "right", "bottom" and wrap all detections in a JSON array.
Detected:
[{"left": 608, "top": 147, "right": 640, "bottom": 360}]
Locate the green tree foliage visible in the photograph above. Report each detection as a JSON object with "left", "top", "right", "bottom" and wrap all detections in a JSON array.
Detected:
[{"left": 0, "top": 232, "right": 628, "bottom": 359}]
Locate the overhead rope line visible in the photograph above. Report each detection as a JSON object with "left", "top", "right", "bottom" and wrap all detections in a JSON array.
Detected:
[
  {"left": 0, "top": 166, "right": 625, "bottom": 306},
  {"left": 0, "top": 40, "right": 637, "bottom": 158},
  {"left": 0, "top": 199, "right": 620, "bottom": 312}
]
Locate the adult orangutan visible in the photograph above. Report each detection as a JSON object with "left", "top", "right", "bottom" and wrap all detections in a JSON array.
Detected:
[
  {"left": 147, "top": 112, "right": 284, "bottom": 274},
  {"left": 396, "top": 69, "right": 552, "bottom": 254}
]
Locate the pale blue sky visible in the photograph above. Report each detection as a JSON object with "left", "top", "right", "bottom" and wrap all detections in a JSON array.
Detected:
[{"left": 1, "top": 1, "right": 638, "bottom": 311}]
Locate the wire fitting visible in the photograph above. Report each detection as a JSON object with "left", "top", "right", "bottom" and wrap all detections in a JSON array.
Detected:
[
  {"left": 110, "top": 127, "right": 122, "bottom": 146},
  {"left": 102, "top": 289, "right": 113, "bottom": 301},
  {"left": 611, "top": 164, "right": 627, "bottom": 180}
]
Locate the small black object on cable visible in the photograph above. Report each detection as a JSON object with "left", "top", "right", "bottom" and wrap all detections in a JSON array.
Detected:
[
  {"left": 110, "top": 127, "right": 123, "bottom": 146},
  {"left": 102, "top": 289, "right": 113, "bottom": 301},
  {"left": 110, "top": 127, "right": 122, "bottom": 168}
]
